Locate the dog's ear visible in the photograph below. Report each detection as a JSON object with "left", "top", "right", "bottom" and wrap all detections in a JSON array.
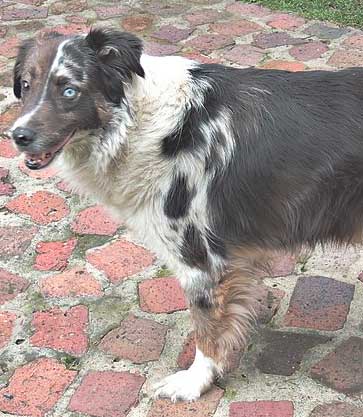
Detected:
[
  {"left": 13, "top": 38, "right": 35, "bottom": 99},
  {"left": 85, "top": 28, "right": 144, "bottom": 103}
]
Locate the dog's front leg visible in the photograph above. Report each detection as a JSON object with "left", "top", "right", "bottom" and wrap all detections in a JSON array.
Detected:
[{"left": 154, "top": 268, "right": 259, "bottom": 402}]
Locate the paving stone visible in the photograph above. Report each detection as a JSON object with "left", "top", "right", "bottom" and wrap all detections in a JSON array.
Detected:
[
  {"left": 0, "top": 358, "right": 76, "bottom": 417},
  {"left": 223, "top": 44, "right": 265, "bottom": 66},
  {"left": 41, "top": 267, "right": 102, "bottom": 297},
  {"left": 289, "top": 41, "right": 329, "bottom": 61},
  {"left": 283, "top": 276, "right": 355, "bottom": 331},
  {"left": 186, "top": 34, "right": 234, "bottom": 51},
  {"left": 121, "top": 14, "right": 153, "bottom": 32},
  {"left": 0, "top": 311, "right": 16, "bottom": 348},
  {"left": 261, "top": 59, "right": 305, "bottom": 71},
  {"left": 142, "top": 2, "right": 187, "bottom": 17},
  {"left": 0, "top": 36, "right": 19, "bottom": 58},
  {"left": 253, "top": 32, "right": 305, "bottom": 48},
  {"left": 49, "top": 0, "right": 87, "bottom": 14},
  {"left": 86, "top": 239, "right": 155, "bottom": 283},
  {"left": 256, "top": 330, "right": 329, "bottom": 376},
  {"left": 0, "top": 268, "right": 29, "bottom": 305},
  {"left": 71, "top": 205, "right": 120, "bottom": 236},
  {"left": 210, "top": 20, "right": 262, "bottom": 36},
  {"left": 65, "top": 15, "right": 88, "bottom": 24},
  {"left": 1, "top": 6, "right": 48, "bottom": 20},
  {"left": 139, "top": 276, "right": 187, "bottom": 313},
  {"left": 310, "top": 337, "right": 363, "bottom": 394},
  {"left": 6, "top": 191, "right": 70, "bottom": 225},
  {"left": 267, "top": 13, "right": 305, "bottom": 30},
  {"left": 0, "top": 226, "right": 38, "bottom": 260},
  {"left": 152, "top": 25, "right": 193, "bottom": 42},
  {"left": 329, "top": 49, "right": 363, "bottom": 68},
  {"left": 56, "top": 180, "right": 73, "bottom": 193},
  {"left": 19, "top": 160, "right": 57, "bottom": 179},
  {"left": 177, "top": 331, "right": 195, "bottom": 369},
  {"left": 148, "top": 386, "right": 224, "bottom": 417},
  {"left": 183, "top": 51, "right": 220, "bottom": 64},
  {"left": 0, "top": 167, "right": 15, "bottom": 196},
  {"left": 257, "top": 286, "right": 285, "bottom": 324},
  {"left": 144, "top": 41, "right": 181, "bottom": 56},
  {"left": 344, "top": 34, "right": 363, "bottom": 49},
  {"left": 304, "top": 23, "right": 349, "bottom": 40},
  {"left": 13, "top": 20, "right": 44, "bottom": 32},
  {"left": 185, "top": 10, "right": 221, "bottom": 26},
  {"left": 0, "top": 105, "right": 20, "bottom": 131},
  {"left": 99, "top": 314, "right": 167, "bottom": 364},
  {"left": 95, "top": 5, "right": 129, "bottom": 20},
  {"left": 30, "top": 305, "right": 88, "bottom": 356},
  {"left": 0, "top": 138, "right": 19, "bottom": 158},
  {"left": 230, "top": 401, "right": 294, "bottom": 417},
  {"left": 269, "top": 253, "right": 297, "bottom": 277},
  {"left": 69, "top": 370, "right": 145, "bottom": 417},
  {"left": 309, "top": 402, "right": 363, "bottom": 417},
  {"left": 226, "top": 3, "right": 272, "bottom": 18},
  {"left": 34, "top": 238, "right": 77, "bottom": 271},
  {"left": 41, "top": 23, "right": 88, "bottom": 36}
]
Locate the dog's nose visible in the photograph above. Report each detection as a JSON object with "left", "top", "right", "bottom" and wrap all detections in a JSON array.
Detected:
[{"left": 12, "top": 127, "right": 36, "bottom": 147}]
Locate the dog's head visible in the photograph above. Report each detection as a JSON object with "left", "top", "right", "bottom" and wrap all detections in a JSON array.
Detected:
[{"left": 9, "top": 28, "right": 144, "bottom": 169}]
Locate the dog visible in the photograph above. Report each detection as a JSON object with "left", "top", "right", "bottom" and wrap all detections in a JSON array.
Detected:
[{"left": 7, "top": 27, "right": 363, "bottom": 402}]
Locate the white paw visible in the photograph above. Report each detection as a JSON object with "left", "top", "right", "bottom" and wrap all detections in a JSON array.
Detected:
[{"left": 153, "top": 369, "right": 212, "bottom": 402}]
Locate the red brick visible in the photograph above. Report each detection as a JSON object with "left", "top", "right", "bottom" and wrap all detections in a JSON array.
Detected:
[
  {"left": 139, "top": 276, "right": 187, "bottom": 313},
  {"left": 283, "top": 276, "right": 354, "bottom": 331},
  {"left": 186, "top": 34, "right": 234, "bottom": 51},
  {"left": 185, "top": 10, "right": 221, "bottom": 26},
  {"left": 254, "top": 32, "right": 305, "bottom": 49},
  {"left": 183, "top": 51, "right": 220, "bottom": 64},
  {"left": 0, "top": 36, "right": 19, "bottom": 58},
  {"left": 95, "top": 6, "right": 128, "bottom": 20},
  {"left": 329, "top": 49, "right": 363, "bottom": 68},
  {"left": 230, "top": 401, "right": 294, "bottom": 417},
  {"left": 257, "top": 286, "right": 285, "bottom": 324},
  {"left": 267, "top": 13, "right": 305, "bottom": 30},
  {"left": 269, "top": 253, "right": 297, "bottom": 277},
  {"left": 2, "top": 6, "right": 48, "bottom": 20},
  {"left": 177, "top": 332, "right": 196, "bottom": 369},
  {"left": 0, "top": 105, "right": 20, "bottom": 131},
  {"left": 19, "top": 159, "right": 57, "bottom": 179},
  {"left": 261, "top": 59, "right": 305, "bottom": 72},
  {"left": 69, "top": 371, "right": 145, "bottom": 417},
  {"left": 6, "top": 191, "right": 69, "bottom": 224},
  {"left": 121, "top": 14, "right": 153, "bottom": 32},
  {"left": 226, "top": 3, "right": 271, "bottom": 17},
  {"left": 304, "top": 23, "right": 349, "bottom": 40},
  {"left": 310, "top": 337, "right": 363, "bottom": 394},
  {"left": 30, "top": 305, "right": 88, "bottom": 356},
  {"left": 99, "top": 314, "right": 167, "bottom": 364},
  {"left": 41, "top": 23, "right": 88, "bottom": 36},
  {"left": 153, "top": 25, "right": 193, "bottom": 43},
  {"left": 0, "top": 138, "right": 19, "bottom": 158},
  {"left": 65, "top": 15, "right": 88, "bottom": 24},
  {"left": 34, "top": 238, "right": 77, "bottom": 271},
  {"left": 0, "top": 268, "right": 29, "bottom": 305},
  {"left": 211, "top": 20, "right": 262, "bottom": 36},
  {"left": 0, "top": 226, "right": 38, "bottom": 260},
  {"left": 256, "top": 330, "right": 329, "bottom": 376},
  {"left": 290, "top": 41, "right": 329, "bottom": 61},
  {"left": 0, "top": 311, "right": 16, "bottom": 348},
  {"left": 344, "top": 34, "right": 363, "bottom": 49},
  {"left": 0, "top": 358, "right": 76, "bottom": 417},
  {"left": 56, "top": 180, "right": 73, "bottom": 193},
  {"left": 71, "top": 205, "right": 120, "bottom": 236},
  {"left": 310, "top": 402, "right": 363, "bottom": 417},
  {"left": 144, "top": 41, "right": 181, "bottom": 56},
  {"left": 223, "top": 44, "right": 264, "bottom": 66},
  {"left": 41, "top": 267, "right": 102, "bottom": 297},
  {"left": 86, "top": 239, "right": 155, "bottom": 283},
  {"left": 0, "top": 167, "right": 15, "bottom": 196},
  {"left": 50, "top": 0, "right": 87, "bottom": 14},
  {"left": 148, "top": 386, "right": 224, "bottom": 417}
]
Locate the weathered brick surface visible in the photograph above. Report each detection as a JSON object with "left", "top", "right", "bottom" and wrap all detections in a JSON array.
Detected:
[
  {"left": 267, "top": 13, "right": 305, "bottom": 30},
  {"left": 177, "top": 332, "right": 196, "bottom": 369},
  {"left": 210, "top": 20, "right": 262, "bottom": 36},
  {"left": 0, "top": 311, "right": 16, "bottom": 348},
  {"left": 309, "top": 402, "right": 363, "bottom": 417},
  {"left": 152, "top": 25, "right": 193, "bottom": 42},
  {"left": 0, "top": 226, "right": 38, "bottom": 260},
  {"left": 261, "top": 60, "right": 305, "bottom": 71},
  {"left": 329, "top": 49, "right": 363, "bottom": 68},
  {"left": 186, "top": 34, "right": 234, "bottom": 51},
  {"left": 0, "top": 138, "right": 19, "bottom": 158},
  {"left": 87, "top": 239, "right": 155, "bottom": 283},
  {"left": 71, "top": 205, "right": 120, "bottom": 236},
  {"left": 284, "top": 276, "right": 355, "bottom": 331},
  {"left": 310, "top": 337, "right": 363, "bottom": 394},
  {"left": 148, "top": 386, "right": 224, "bottom": 417},
  {"left": 223, "top": 44, "right": 265, "bottom": 66},
  {"left": 6, "top": 191, "right": 70, "bottom": 225},
  {"left": 19, "top": 160, "right": 57, "bottom": 179},
  {"left": 0, "top": 268, "right": 28, "bottom": 305},
  {"left": 304, "top": 23, "right": 349, "bottom": 40},
  {"left": 2, "top": 6, "right": 48, "bottom": 20},
  {"left": 230, "top": 401, "right": 294, "bottom": 417},
  {"left": 289, "top": 41, "right": 329, "bottom": 61},
  {"left": 0, "top": 358, "right": 76, "bottom": 417},
  {"left": 41, "top": 267, "right": 102, "bottom": 297},
  {"left": 30, "top": 305, "right": 88, "bottom": 356},
  {"left": 253, "top": 32, "right": 304, "bottom": 48},
  {"left": 69, "top": 371, "right": 145, "bottom": 417},
  {"left": 139, "top": 276, "right": 187, "bottom": 313},
  {"left": 99, "top": 314, "right": 167, "bottom": 363},
  {"left": 34, "top": 238, "right": 77, "bottom": 271},
  {"left": 121, "top": 14, "right": 153, "bottom": 32}
]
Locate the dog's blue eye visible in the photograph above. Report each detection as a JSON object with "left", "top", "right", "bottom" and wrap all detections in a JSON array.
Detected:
[{"left": 62, "top": 87, "right": 77, "bottom": 98}]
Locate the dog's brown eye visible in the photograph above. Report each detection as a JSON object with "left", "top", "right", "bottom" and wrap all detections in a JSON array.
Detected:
[{"left": 22, "top": 80, "right": 30, "bottom": 90}]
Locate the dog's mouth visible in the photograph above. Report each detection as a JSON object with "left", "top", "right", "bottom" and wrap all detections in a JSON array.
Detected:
[{"left": 24, "top": 130, "right": 76, "bottom": 170}]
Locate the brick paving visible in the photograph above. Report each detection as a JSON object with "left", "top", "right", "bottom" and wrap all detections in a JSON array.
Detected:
[{"left": 0, "top": 1, "right": 362, "bottom": 416}]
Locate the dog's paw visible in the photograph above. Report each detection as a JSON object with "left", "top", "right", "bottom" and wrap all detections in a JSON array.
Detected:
[{"left": 153, "top": 369, "right": 212, "bottom": 402}]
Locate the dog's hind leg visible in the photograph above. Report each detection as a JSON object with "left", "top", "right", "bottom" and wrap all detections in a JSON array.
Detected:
[{"left": 154, "top": 265, "right": 261, "bottom": 402}]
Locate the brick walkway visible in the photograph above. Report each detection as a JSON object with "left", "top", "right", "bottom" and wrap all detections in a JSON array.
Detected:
[{"left": 0, "top": 1, "right": 363, "bottom": 416}]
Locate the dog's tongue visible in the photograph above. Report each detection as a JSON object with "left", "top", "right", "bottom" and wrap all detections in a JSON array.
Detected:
[{"left": 24, "top": 152, "right": 54, "bottom": 170}]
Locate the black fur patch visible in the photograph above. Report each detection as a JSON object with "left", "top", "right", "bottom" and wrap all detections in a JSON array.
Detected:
[
  {"left": 164, "top": 173, "right": 195, "bottom": 219},
  {"left": 205, "top": 230, "right": 226, "bottom": 258},
  {"left": 194, "top": 292, "right": 213, "bottom": 309},
  {"left": 181, "top": 223, "right": 209, "bottom": 270}
]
